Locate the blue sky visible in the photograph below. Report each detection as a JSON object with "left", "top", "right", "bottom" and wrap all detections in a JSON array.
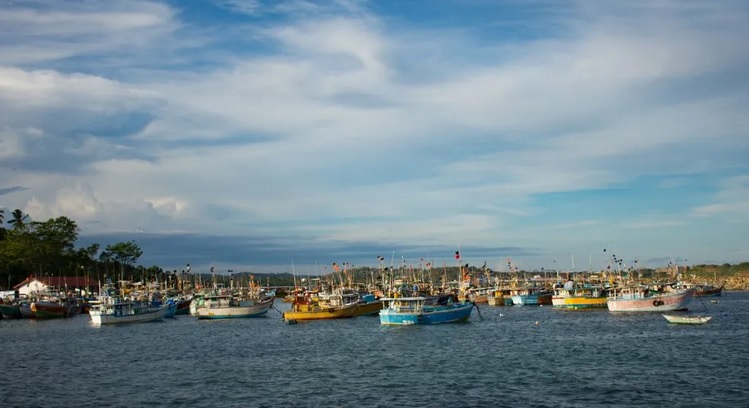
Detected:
[{"left": 1, "top": 0, "right": 748, "bottom": 275}]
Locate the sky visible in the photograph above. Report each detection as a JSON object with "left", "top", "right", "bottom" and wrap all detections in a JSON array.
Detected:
[{"left": 1, "top": 0, "right": 748, "bottom": 275}]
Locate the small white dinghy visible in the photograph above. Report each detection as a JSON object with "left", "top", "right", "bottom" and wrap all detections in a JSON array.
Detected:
[{"left": 662, "top": 314, "right": 712, "bottom": 325}]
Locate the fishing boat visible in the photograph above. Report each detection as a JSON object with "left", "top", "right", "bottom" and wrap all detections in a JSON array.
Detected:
[
  {"left": 174, "top": 295, "right": 193, "bottom": 315},
  {"left": 379, "top": 295, "right": 474, "bottom": 325},
  {"left": 487, "top": 288, "right": 513, "bottom": 306},
  {"left": 163, "top": 299, "right": 178, "bottom": 318},
  {"left": 282, "top": 291, "right": 358, "bottom": 322},
  {"left": 89, "top": 296, "right": 168, "bottom": 325},
  {"left": 194, "top": 294, "right": 274, "bottom": 319},
  {"left": 29, "top": 300, "right": 70, "bottom": 318},
  {"left": 354, "top": 293, "right": 383, "bottom": 316},
  {"left": 662, "top": 314, "right": 712, "bottom": 324},
  {"left": 694, "top": 284, "right": 724, "bottom": 297},
  {"left": 607, "top": 286, "right": 693, "bottom": 312},
  {"left": 22, "top": 297, "right": 82, "bottom": 318},
  {"left": 0, "top": 302, "right": 23, "bottom": 319},
  {"left": 510, "top": 287, "right": 553, "bottom": 306},
  {"left": 465, "top": 287, "right": 490, "bottom": 304},
  {"left": 551, "top": 282, "right": 608, "bottom": 309},
  {"left": 333, "top": 288, "right": 382, "bottom": 316}
]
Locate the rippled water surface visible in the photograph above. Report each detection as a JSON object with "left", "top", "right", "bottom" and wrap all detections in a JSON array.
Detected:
[{"left": 2, "top": 293, "right": 748, "bottom": 407}]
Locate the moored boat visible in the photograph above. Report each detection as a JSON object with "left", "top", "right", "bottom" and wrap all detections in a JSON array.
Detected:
[
  {"left": 511, "top": 287, "right": 553, "bottom": 306},
  {"left": 282, "top": 292, "right": 358, "bottom": 322},
  {"left": 379, "top": 295, "right": 474, "bottom": 325},
  {"left": 195, "top": 294, "right": 274, "bottom": 319},
  {"left": 607, "top": 286, "right": 693, "bottom": 312},
  {"left": 163, "top": 299, "right": 178, "bottom": 318},
  {"left": 694, "top": 284, "right": 724, "bottom": 297},
  {"left": 465, "top": 287, "right": 490, "bottom": 304},
  {"left": 354, "top": 293, "right": 383, "bottom": 316},
  {"left": 174, "top": 295, "right": 193, "bottom": 315},
  {"left": 23, "top": 297, "right": 81, "bottom": 319},
  {"left": 662, "top": 314, "right": 712, "bottom": 324},
  {"left": 30, "top": 300, "right": 70, "bottom": 318},
  {"left": 487, "top": 288, "right": 513, "bottom": 306},
  {"left": 0, "top": 302, "right": 23, "bottom": 319},
  {"left": 89, "top": 296, "right": 168, "bottom": 325},
  {"left": 552, "top": 282, "right": 608, "bottom": 309}
]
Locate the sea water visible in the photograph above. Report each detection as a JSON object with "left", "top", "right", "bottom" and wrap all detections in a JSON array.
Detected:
[{"left": 1, "top": 293, "right": 748, "bottom": 408}]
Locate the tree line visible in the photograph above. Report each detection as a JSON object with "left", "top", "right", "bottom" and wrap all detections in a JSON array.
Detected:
[{"left": 0, "top": 208, "right": 148, "bottom": 290}]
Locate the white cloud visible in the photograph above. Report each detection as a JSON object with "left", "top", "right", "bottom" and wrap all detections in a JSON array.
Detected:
[
  {"left": 692, "top": 175, "right": 749, "bottom": 217},
  {"left": 0, "top": 1, "right": 177, "bottom": 65},
  {"left": 1, "top": 0, "right": 748, "bottom": 268},
  {"left": 24, "top": 183, "right": 101, "bottom": 221}
]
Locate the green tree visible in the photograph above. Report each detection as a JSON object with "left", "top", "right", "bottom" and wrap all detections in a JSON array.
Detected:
[
  {"left": 8, "top": 209, "right": 29, "bottom": 231},
  {"left": 74, "top": 242, "right": 100, "bottom": 278},
  {"left": 29, "top": 216, "right": 79, "bottom": 274},
  {"left": 105, "top": 241, "right": 143, "bottom": 280},
  {"left": 0, "top": 226, "right": 37, "bottom": 275}
]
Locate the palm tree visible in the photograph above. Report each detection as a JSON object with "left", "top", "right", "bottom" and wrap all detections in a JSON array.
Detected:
[{"left": 8, "top": 209, "right": 29, "bottom": 231}]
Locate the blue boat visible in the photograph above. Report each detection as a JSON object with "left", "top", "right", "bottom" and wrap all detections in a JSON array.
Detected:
[
  {"left": 379, "top": 296, "right": 474, "bottom": 325},
  {"left": 163, "top": 299, "right": 178, "bottom": 318},
  {"left": 510, "top": 288, "right": 553, "bottom": 306}
]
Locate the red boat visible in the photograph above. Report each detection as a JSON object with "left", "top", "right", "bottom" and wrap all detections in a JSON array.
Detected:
[
  {"left": 694, "top": 284, "right": 724, "bottom": 297},
  {"left": 26, "top": 298, "right": 82, "bottom": 318},
  {"left": 29, "top": 300, "right": 70, "bottom": 318},
  {"left": 175, "top": 296, "right": 193, "bottom": 315}
]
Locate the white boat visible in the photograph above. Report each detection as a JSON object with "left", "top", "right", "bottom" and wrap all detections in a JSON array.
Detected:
[
  {"left": 195, "top": 294, "right": 274, "bottom": 319},
  {"left": 662, "top": 314, "right": 712, "bottom": 324},
  {"left": 89, "top": 297, "right": 168, "bottom": 325}
]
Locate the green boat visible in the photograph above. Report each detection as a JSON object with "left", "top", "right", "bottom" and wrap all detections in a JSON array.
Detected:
[{"left": 0, "top": 303, "right": 23, "bottom": 319}]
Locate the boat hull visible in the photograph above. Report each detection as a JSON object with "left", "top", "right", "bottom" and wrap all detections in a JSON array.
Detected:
[
  {"left": 283, "top": 303, "right": 358, "bottom": 321},
  {"left": 354, "top": 300, "right": 383, "bottom": 316},
  {"left": 379, "top": 302, "right": 474, "bottom": 325},
  {"left": 694, "top": 285, "right": 724, "bottom": 297},
  {"left": 196, "top": 299, "right": 273, "bottom": 319},
  {"left": 511, "top": 293, "right": 552, "bottom": 306},
  {"left": 608, "top": 290, "right": 693, "bottom": 312},
  {"left": 164, "top": 301, "right": 177, "bottom": 318},
  {"left": 89, "top": 306, "right": 167, "bottom": 325},
  {"left": 662, "top": 314, "right": 712, "bottom": 324},
  {"left": 0, "top": 304, "right": 22, "bottom": 319},
  {"left": 551, "top": 296, "right": 607, "bottom": 309},
  {"left": 487, "top": 295, "right": 512, "bottom": 306},
  {"left": 174, "top": 297, "right": 193, "bottom": 315},
  {"left": 29, "top": 301, "right": 74, "bottom": 318}
]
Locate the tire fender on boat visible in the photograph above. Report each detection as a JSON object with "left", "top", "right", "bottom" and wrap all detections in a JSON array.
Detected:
[{"left": 653, "top": 300, "right": 664, "bottom": 306}]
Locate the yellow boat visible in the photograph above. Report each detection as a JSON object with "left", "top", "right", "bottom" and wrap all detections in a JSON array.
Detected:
[
  {"left": 283, "top": 294, "right": 358, "bottom": 322},
  {"left": 551, "top": 283, "right": 608, "bottom": 309},
  {"left": 354, "top": 299, "right": 383, "bottom": 316}
]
